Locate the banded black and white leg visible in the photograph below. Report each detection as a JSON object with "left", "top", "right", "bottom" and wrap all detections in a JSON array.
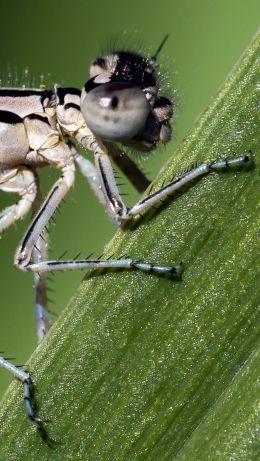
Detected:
[
  {"left": 14, "top": 145, "right": 251, "bottom": 277},
  {"left": 0, "top": 168, "right": 47, "bottom": 425},
  {"left": 13, "top": 142, "right": 180, "bottom": 276},
  {"left": 0, "top": 355, "right": 46, "bottom": 425},
  {"left": 93, "top": 143, "right": 252, "bottom": 223}
]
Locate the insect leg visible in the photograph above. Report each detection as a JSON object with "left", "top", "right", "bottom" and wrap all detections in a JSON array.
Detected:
[
  {"left": 94, "top": 145, "right": 128, "bottom": 223},
  {"left": 75, "top": 151, "right": 134, "bottom": 228},
  {"left": 22, "top": 257, "right": 182, "bottom": 276},
  {"left": 0, "top": 355, "right": 47, "bottom": 425},
  {"left": 74, "top": 152, "right": 108, "bottom": 211},
  {"left": 0, "top": 167, "right": 37, "bottom": 232},
  {"left": 27, "top": 155, "right": 250, "bottom": 276},
  {"left": 0, "top": 168, "right": 47, "bottom": 424},
  {"left": 11, "top": 149, "right": 180, "bottom": 276},
  {"left": 124, "top": 155, "right": 252, "bottom": 219},
  {"left": 93, "top": 142, "right": 251, "bottom": 226},
  {"left": 32, "top": 180, "right": 50, "bottom": 343},
  {"left": 14, "top": 159, "right": 75, "bottom": 269}
]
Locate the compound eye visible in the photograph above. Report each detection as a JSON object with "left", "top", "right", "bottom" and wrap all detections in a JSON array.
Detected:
[{"left": 81, "top": 81, "right": 150, "bottom": 141}]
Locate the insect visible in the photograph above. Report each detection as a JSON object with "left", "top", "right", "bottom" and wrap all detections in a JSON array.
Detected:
[{"left": 0, "top": 36, "right": 251, "bottom": 427}]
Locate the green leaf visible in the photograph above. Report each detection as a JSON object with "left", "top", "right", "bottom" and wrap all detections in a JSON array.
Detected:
[{"left": 0, "top": 31, "right": 259, "bottom": 461}]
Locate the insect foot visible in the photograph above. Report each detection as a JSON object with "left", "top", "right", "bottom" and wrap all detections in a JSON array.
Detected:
[{"left": 0, "top": 356, "right": 47, "bottom": 426}]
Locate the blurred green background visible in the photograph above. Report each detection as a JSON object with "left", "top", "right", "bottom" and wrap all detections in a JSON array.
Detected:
[{"left": 0, "top": 0, "right": 259, "bottom": 398}]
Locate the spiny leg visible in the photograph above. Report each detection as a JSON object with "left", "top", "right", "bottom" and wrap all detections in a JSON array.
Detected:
[
  {"left": 75, "top": 149, "right": 150, "bottom": 216},
  {"left": 74, "top": 152, "right": 108, "bottom": 212},
  {"left": 32, "top": 180, "right": 50, "bottom": 343},
  {"left": 0, "top": 168, "right": 47, "bottom": 424},
  {"left": 1, "top": 145, "right": 76, "bottom": 427},
  {"left": 0, "top": 355, "right": 47, "bottom": 425},
  {"left": 1, "top": 159, "right": 73, "bottom": 426},
  {"left": 11, "top": 153, "right": 180, "bottom": 275},
  {"left": 15, "top": 160, "right": 75, "bottom": 269},
  {"left": 126, "top": 156, "right": 252, "bottom": 218},
  {"left": 75, "top": 151, "right": 126, "bottom": 228},
  {"left": 93, "top": 143, "right": 127, "bottom": 222},
  {"left": 19, "top": 154, "right": 251, "bottom": 275},
  {"left": 22, "top": 257, "right": 182, "bottom": 276},
  {"left": 12, "top": 149, "right": 180, "bottom": 275},
  {"left": 92, "top": 147, "right": 251, "bottom": 223},
  {"left": 32, "top": 242, "right": 50, "bottom": 343}
]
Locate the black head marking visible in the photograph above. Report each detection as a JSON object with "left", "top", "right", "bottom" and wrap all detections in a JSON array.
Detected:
[
  {"left": 87, "top": 51, "right": 157, "bottom": 93},
  {"left": 114, "top": 51, "right": 157, "bottom": 90},
  {"left": 92, "top": 57, "right": 106, "bottom": 69},
  {"left": 56, "top": 87, "right": 81, "bottom": 105}
]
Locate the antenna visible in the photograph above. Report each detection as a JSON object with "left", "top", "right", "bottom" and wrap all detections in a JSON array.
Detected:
[{"left": 150, "top": 34, "right": 169, "bottom": 63}]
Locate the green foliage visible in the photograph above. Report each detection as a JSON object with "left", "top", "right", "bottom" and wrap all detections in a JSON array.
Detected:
[{"left": 0, "top": 32, "right": 259, "bottom": 461}]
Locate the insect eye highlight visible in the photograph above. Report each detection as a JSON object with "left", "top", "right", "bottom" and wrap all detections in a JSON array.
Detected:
[{"left": 81, "top": 79, "right": 150, "bottom": 142}]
